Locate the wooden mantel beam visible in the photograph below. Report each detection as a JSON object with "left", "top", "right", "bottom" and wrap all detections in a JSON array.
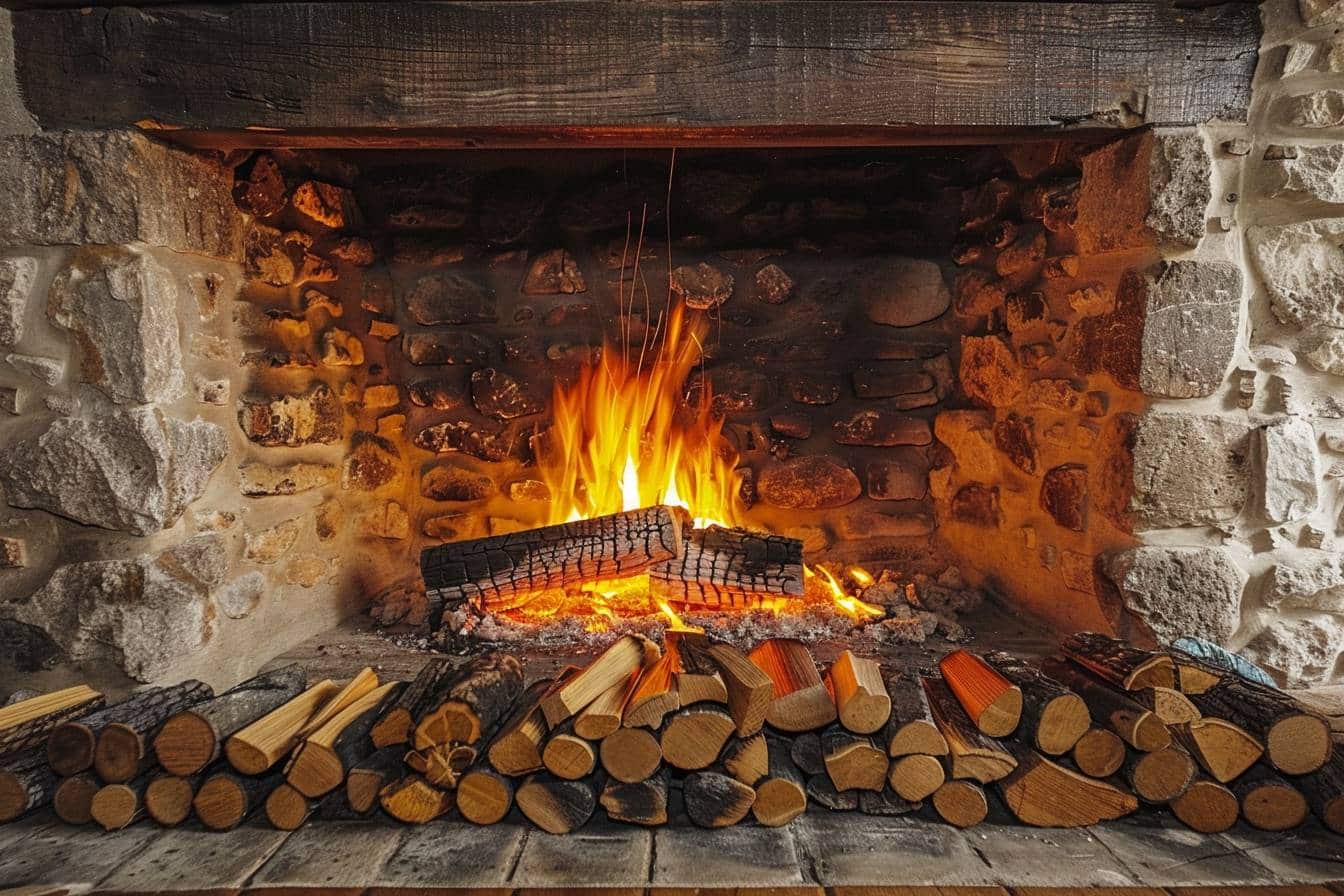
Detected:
[{"left": 10, "top": 1, "right": 1259, "bottom": 138}]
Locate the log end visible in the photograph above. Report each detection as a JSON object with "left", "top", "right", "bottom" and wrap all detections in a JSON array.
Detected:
[
  {"left": 1171, "top": 779, "right": 1238, "bottom": 833},
  {"left": 47, "top": 722, "right": 97, "bottom": 777},
  {"left": 0, "top": 770, "right": 33, "bottom": 823},
  {"left": 888, "top": 753, "right": 945, "bottom": 802},
  {"left": 94, "top": 723, "right": 146, "bottom": 784},
  {"left": 458, "top": 770, "right": 512, "bottom": 825},
  {"left": 145, "top": 775, "right": 195, "bottom": 827},
  {"left": 265, "top": 782, "right": 311, "bottom": 830},
  {"left": 1036, "top": 694, "right": 1090, "bottom": 756},
  {"left": 978, "top": 687, "right": 1023, "bottom": 738},
  {"left": 194, "top": 775, "right": 247, "bottom": 831},
  {"left": 90, "top": 784, "right": 138, "bottom": 831},
  {"left": 932, "top": 780, "right": 987, "bottom": 828},
  {"left": 53, "top": 773, "right": 99, "bottom": 825},
  {"left": 1268, "top": 715, "right": 1332, "bottom": 775},
  {"left": 752, "top": 777, "right": 806, "bottom": 827},
  {"left": 154, "top": 712, "right": 216, "bottom": 777},
  {"left": 287, "top": 743, "right": 344, "bottom": 798},
  {"left": 224, "top": 737, "right": 272, "bottom": 776}
]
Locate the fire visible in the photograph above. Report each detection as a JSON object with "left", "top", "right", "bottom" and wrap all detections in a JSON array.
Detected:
[
  {"left": 808, "top": 564, "right": 885, "bottom": 621},
  {"left": 657, "top": 600, "right": 705, "bottom": 633}
]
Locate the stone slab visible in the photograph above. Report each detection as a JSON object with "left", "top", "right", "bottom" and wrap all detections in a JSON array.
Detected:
[
  {"left": 1090, "top": 816, "right": 1274, "bottom": 886},
  {"left": 97, "top": 820, "right": 290, "bottom": 891},
  {"left": 1222, "top": 821, "right": 1344, "bottom": 884},
  {"left": 968, "top": 823, "right": 1138, "bottom": 887},
  {"left": 0, "top": 818, "right": 156, "bottom": 888},
  {"left": 653, "top": 820, "right": 806, "bottom": 887},
  {"left": 512, "top": 817, "right": 652, "bottom": 886},
  {"left": 373, "top": 818, "right": 526, "bottom": 889},
  {"left": 793, "top": 811, "right": 996, "bottom": 887},
  {"left": 248, "top": 820, "right": 404, "bottom": 888}
]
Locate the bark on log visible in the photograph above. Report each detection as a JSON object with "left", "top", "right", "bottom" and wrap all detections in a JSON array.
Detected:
[
  {"left": 649, "top": 525, "right": 803, "bottom": 607},
  {"left": 48, "top": 680, "right": 213, "bottom": 778},
  {"left": 807, "top": 772, "right": 859, "bottom": 811},
  {"left": 661, "top": 706, "right": 735, "bottom": 770},
  {"left": 931, "top": 779, "right": 988, "bottom": 828},
  {"left": 92, "top": 681, "right": 217, "bottom": 783},
  {"left": 997, "top": 745, "right": 1138, "bottom": 827},
  {"left": 751, "top": 737, "right": 806, "bottom": 827},
  {"left": 670, "top": 633, "right": 729, "bottom": 708},
  {"left": 722, "top": 731, "right": 767, "bottom": 786},
  {"left": 516, "top": 772, "right": 596, "bottom": 833},
  {"left": 1040, "top": 657, "right": 1169, "bottom": 752},
  {"left": 922, "top": 677, "right": 1016, "bottom": 783},
  {"left": 1171, "top": 649, "right": 1227, "bottom": 695},
  {"left": 1070, "top": 727, "right": 1126, "bottom": 779},
  {"left": 600, "top": 770, "right": 668, "bottom": 826},
  {"left": 458, "top": 768, "right": 515, "bottom": 824},
  {"left": 1133, "top": 686, "right": 1201, "bottom": 725},
  {"left": 413, "top": 652, "right": 524, "bottom": 747},
  {"left": 859, "top": 788, "right": 922, "bottom": 816},
  {"left": 154, "top": 665, "right": 307, "bottom": 776},
  {"left": 1168, "top": 717, "right": 1263, "bottom": 783},
  {"left": 225, "top": 678, "right": 344, "bottom": 775},
  {"left": 0, "top": 748, "right": 57, "bottom": 822},
  {"left": 749, "top": 639, "right": 836, "bottom": 732},
  {"left": 821, "top": 726, "right": 888, "bottom": 792},
  {"left": 1298, "top": 750, "right": 1344, "bottom": 834},
  {"left": 0, "top": 685, "right": 104, "bottom": 763},
  {"left": 53, "top": 771, "right": 100, "bottom": 825},
  {"left": 543, "top": 635, "right": 659, "bottom": 727},
  {"left": 599, "top": 726, "right": 662, "bottom": 783},
  {"left": 144, "top": 773, "right": 198, "bottom": 827},
  {"left": 791, "top": 731, "right": 826, "bottom": 776},
  {"left": 1170, "top": 777, "right": 1239, "bottom": 833},
  {"left": 1188, "top": 676, "right": 1331, "bottom": 775},
  {"left": 421, "top": 505, "right": 684, "bottom": 609},
  {"left": 1124, "top": 744, "right": 1197, "bottom": 804},
  {"left": 1234, "top": 764, "right": 1308, "bottom": 831},
  {"left": 489, "top": 677, "right": 560, "bottom": 776},
  {"left": 622, "top": 650, "right": 680, "bottom": 729},
  {"left": 370, "top": 656, "right": 457, "bottom": 747},
  {"left": 194, "top": 770, "right": 282, "bottom": 831},
  {"left": 286, "top": 681, "right": 404, "bottom": 797},
  {"left": 939, "top": 650, "right": 1022, "bottom": 737},
  {"left": 574, "top": 670, "right": 640, "bottom": 740},
  {"left": 888, "top": 753, "right": 945, "bottom": 802},
  {"left": 346, "top": 746, "right": 406, "bottom": 814},
  {"left": 826, "top": 650, "right": 891, "bottom": 735},
  {"left": 983, "top": 650, "right": 1089, "bottom": 755},
  {"left": 884, "top": 672, "right": 948, "bottom": 758},
  {"left": 1061, "top": 632, "right": 1176, "bottom": 690},
  {"left": 379, "top": 774, "right": 455, "bottom": 824},
  {"left": 683, "top": 769, "right": 754, "bottom": 828},
  {"left": 91, "top": 777, "right": 149, "bottom": 831}
]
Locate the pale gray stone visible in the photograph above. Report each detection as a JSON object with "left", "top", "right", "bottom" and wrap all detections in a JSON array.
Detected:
[
  {"left": 216, "top": 571, "right": 265, "bottom": 620},
  {"left": 1147, "top": 133, "right": 1211, "bottom": 247},
  {"left": 239, "top": 461, "right": 338, "bottom": 496},
  {"left": 1251, "top": 344, "right": 1298, "bottom": 368},
  {"left": 1131, "top": 413, "right": 1251, "bottom": 528},
  {"left": 1302, "top": 0, "right": 1344, "bottom": 26},
  {"left": 1271, "top": 144, "right": 1344, "bottom": 203},
  {"left": 0, "top": 131, "right": 242, "bottom": 256},
  {"left": 1139, "top": 260, "right": 1242, "bottom": 398},
  {"left": 0, "top": 407, "right": 227, "bottom": 535},
  {"left": 0, "top": 255, "right": 37, "bottom": 346},
  {"left": 1101, "top": 546, "right": 1246, "bottom": 644},
  {"left": 5, "top": 352, "right": 61, "bottom": 384},
  {"left": 1248, "top": 218, "right": 1344, "bottom": 329},
  {"left": 1264, "top": 550, "right": 1344, "bottom": 612},
  {"left": 48, "top": 248, "right": 185, "bottom": 404},
  {"left": 1280, "top": 90, "right": 1344, "bottom": 128},
  {"left": 1283, "top": 41, "right": 1319, "bottom": 77},
  {"left": 1307, "top": 331, "right": 1344, "bottom": 376},
  {"left": 1242, "top": 614, "right": 1344, "bottom": 687},
  {"left": 1255, "top": 418, "right": 1319, "bottom": 524}
]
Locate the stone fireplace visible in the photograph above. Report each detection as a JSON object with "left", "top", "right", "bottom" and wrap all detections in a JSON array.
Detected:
[{"left": 1, "top": 0, "right": 1340, "bottom": 699}]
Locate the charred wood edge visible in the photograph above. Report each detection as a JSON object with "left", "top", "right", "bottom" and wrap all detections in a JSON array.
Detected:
[
  {"left": 790, "top": 731, "right": 826, "bottom": 777},
  {"left": 48, "top": 680, "right": 213, "bottom": 777},
  {"left": 921, "top": 676, "right": 1015, "bottom": 783},
  {"left": 1298, "top": 749, "right": 1344, "bottom": 834},
  {"left": 154, "top": 665, "right": 306, "bottom": 775},
  {"left": 722, "top": 731, "right": 767, "bottom": 787},
  {"left": 807, "top": 772, "right": 858, "bottom": 811},
  {"left": 883, "top": 669, "right": 948, "bottom": 758},
  {"left": 683, "top": 769, "right": 754, "bottom": 828},
  {"left": 414, "top": 652, "right": 524, "bottom": 747},
  {"left": 371, "top": 656, "right": 457, "bottom": 747},
  {"left": 649, "top": 525, "right": 803, "bottom": 605},
  {"left": 10, "top": 2, "right": 1260, "bottom": 132},
  {"left": 516, "top": 771, "right": 598, "bottom": 833},
  {"left": 288, "top": 682, "right": 406, "bottom": 797},
  {"left": 984, "top": 649, "right": 1087, "bottom": 754},
  {"left": 488, "top": 677, "right": 557, "bottom": 776},
  {"left": 420, "top": 505, "right": 682, "bottom": 607},
  {"left": 859, "top": 787, "right": 921, "bottom": 816},
  {"left": 1061, "top": 632, "right": 1175, "bottom": 690},
  {"left": 1041, "top": 656, "right": 1168, "bottom": 752},
  {"left": 751, "top": 735, "right": 807, "bottom": 826},
  {"left": 0, "top": 691, "right": 106, "bottom": 764},
  {"left": 346, "top": 745, "right": 406, "bottom": 813},
  {"left": 0, "top": 747, "right": 57, "bottom": 822},
  {"left": 600, "top": 769, "right": 669, "bottom": 826}
]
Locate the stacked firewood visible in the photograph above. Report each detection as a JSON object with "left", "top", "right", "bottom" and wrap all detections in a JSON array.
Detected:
[{"left": 1, "top": 631, "right": 1341, "bottom": 836}]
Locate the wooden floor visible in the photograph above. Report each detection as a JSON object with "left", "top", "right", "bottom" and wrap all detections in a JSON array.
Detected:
[{"left": 0, "top": 809, "right": 1341, "bottom": 892}]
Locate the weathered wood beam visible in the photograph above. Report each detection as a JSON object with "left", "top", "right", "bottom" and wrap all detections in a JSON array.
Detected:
[{"left": 11, "top": 1, "right": 1259, "bottom": 135}]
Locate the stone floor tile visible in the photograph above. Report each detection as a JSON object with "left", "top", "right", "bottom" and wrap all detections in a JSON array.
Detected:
[
  {"left": 248, "top": 819, "right": 404, "bottom": 888},
  {"left": 1222, "top": 820, "right": 1344, "bottom": 884},
  {"left": 1090, "top": 814, "right": 1275, "bottom": 886},
  {"left": 512, "top": 816, "right": 651, "bottom": 886},
  {"left": 793, "top": 810, "right": 997, "bottom": 887},
  {"left": 653, "top": 822, "right": 805, "bottom": 886},
  {"left": 373, "top": 817, "right": 526, "bottom": 889},
  {"left": 967, "top": 823, "right": 1138, "bottom": 887},
  {"left": 98, "top": 819, "right": 290, "bottom": 891},
  {"left": 0, "top": 819, "right": 156, "bottom": 887}
]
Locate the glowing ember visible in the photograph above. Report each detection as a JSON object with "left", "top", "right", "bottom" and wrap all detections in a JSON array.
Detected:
[
  {"left": 657, "top": 600, "right": 706, "bottom": 633},
  {"left": 808, "top": 564, "right": 885, "bottom": 621}
]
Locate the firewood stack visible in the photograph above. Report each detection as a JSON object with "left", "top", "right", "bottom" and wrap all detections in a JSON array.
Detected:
[{"left": 1, "top": 631, "right": 1342, "bottom": 837}]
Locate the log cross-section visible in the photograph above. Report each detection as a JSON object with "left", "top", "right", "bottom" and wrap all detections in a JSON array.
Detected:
[{"left": 421, "top": 505, "right": 683, "bottom": 609}]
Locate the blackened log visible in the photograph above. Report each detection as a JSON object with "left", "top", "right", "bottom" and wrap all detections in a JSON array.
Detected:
[
  {"left": 1188, "top": 677, "right": 1331, "bottom": 775},
  {"left": 683, "top": 770, "right": 754, "bottom": 828},
  {"left": 600, "top": 770, "right": 668, "bottom": 826},
  {"left": 751, "top": 737, "right": 806, "bottom": 826},
  {"left": 983, "top": 650, "right": 1089, "bottom": 755},
  {"left": 1061, "top": 632, "right": 1175, "bottom": 690},
  {"left": 371, "top": 656, "right": 457, "bottom": 747},
  {"left": 414, "top": 652, "right": 524, "bottom": 747},
  {"left": 1234, "top": 764, "right": 1308, "bottom": 831},
  {"left": 649, "top": 525, "right": 803, "bottom": 607},
  {"left": 516, "top": 772, "right": 596, "bottom": 833},
  {"left": 76, "top": 680, "right": 215, "bottom": 782},
  {"left": 0, "top": 748, "right": 56, "bottom": 822},
  {"left": 1298, "top": 750, "right": 1344, "bottom": 834},
  {"left": 346, "top": 746, "right": 406, "bottom": 814}
]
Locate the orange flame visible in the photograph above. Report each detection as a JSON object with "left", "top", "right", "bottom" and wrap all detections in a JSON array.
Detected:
[
  {"left": 808, "top": 564, "right": 884, "bottom": 621},
  {"left": 657, "top": 600, "right": 705, "bottom": 633}
]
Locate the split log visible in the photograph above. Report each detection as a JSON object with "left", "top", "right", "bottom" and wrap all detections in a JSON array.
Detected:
[
  {"left": 826, "top": 650, "right": 891, "bottom": 735},
  {"left": 997, "top": 746, "right": 1138, "bottom": 827},
  {"left": 144, "top": 774, "right": 197, "bottom": 827},
  {"left": 421, "top": 504, "right": 684, "bottom": 609},
  {"left": 1188, "top": 676, "right": 1331, "bottom": 775},
  {"left": 821, "top": 726, "right": 887, "bottom": 792},
  {"left": 1061, "top": 632, "right": 1175, "bottom": 690},
  {"left": 0, "top": 685, "right": 104, "bottom": 763},
  {"left": 1172, "top": 637, "right": 1276, "bottom": 690},
  {"left": 1041, "top": 657, "right": 1169, "bottom": 752},
  {"left": 286, "top": 681, "right": 404, "bottom": 797},
  {"left": 1170, "top": 777, "right": 1239, "bottom": 833},
  {"left": 751, "top": 737, "right": 807, "bottom": 826},
  {"left": 722, "top": 732, "right": 767, "bottom": 786},
  {"left": 1234, "top": 765, "right": 1308, "bottom": 831},
  {"left": 457, "top": 768, "right": 515, "bottom": 824},
  {"left": 1070, "top": 727, "right": 1126, "bottom": 778},
  {"left": 599, "top": 726, "right": 662, "bottom": 783},
  {"left": 1298, "top": 750, "right": 1344, "bottom": 834},
  {"left": 1169, "top": 717, "right": 1263, "bottom": 783},
  {"left": 0, "top": 749, "right": 55, "bottom": 822},
  {"left": 749, "top": 639, "right": 836, "bottom": 732},
  {"left": 790, "top": 731, "right": 826, "bottom": 776},
  {"left": 622, "top": 650, "right": 680, "bottom": 729},
  {"left": 91, "top": 778, "right": 149, "bottom": 831},
  {"left": 294, "top": 668, "right": 379, "bottom": 741},
  {"left": 489, "top": 677, "right": 561, "bottom": 776},
  {"left": 661, "top": 706, "right": 735, "bottom": 770},
  {"left": 1171, "top": 649, "right": 1226, "bottom": 696},
  {"left": 939, "top": 650, "right": 1022, "bottom": 737},
  {"left": 53, "top": 771, "right": 101, "bottom": 825},
  {"left": 346, "top": 746, "right": 406, "bottom": 814},
  {"left": 265, "top": 781, "right": 315, "bottom": 830},
  {"left": 883, "top": 672, "right": 948, "bottom": 758},
  {"left": 406, "top": 741, "right": 476, "bottom": 788},
  {"left": 154, "top": 665, "right": 307, "bottom": 776},
  {"left": 600, "top": 771, "right": 668, "bottom": 826},
  {"left": 575, "top": 670, "right": 640, "bottom": 740},
  {"left": 542, "top": 722, "right": 597, "bottom": 780},
  {"left": 650, "top": 525, "right": 803, "bottom": 607},
  {"left": 807, "top": 773, "right": 858, "bottom": 810},
  {"left": 983, "top": 650, "right": 1089, "bottom": 755},
  {"left": 860, "top": 788, "right": 922, "bottom": 816},
  {"left": 683, "top": 639, "right": 773, "bottom": 736},
  {"left": 225, "top": 678, "right": 344, "bottom": 774},
  {"left": 47, "top": 680, "right": 213, "bottom": 778},
  {"left": 888, "top": 753, "right": 945, "bottom": 801},
  {"left": 516, "top": 773, "right": 596, "bottom": 833},
  {"left": 379, "top": 774, "right": 454, "bottom": 824},
  {"left": 922, "top": 677, "right": 1016, "bottom": 783},
  {"left": 194, "top": 771, "right": 281, "bottom": 831},
  {"left": 543, "top": 634, "right": 660, "bottom": 727},
  {"left": 683, "top": 770, "right": 754, "bottom": 828},
  {"left": 413, "top": 652, "right": 524, "bottom": 748},
  {"left": 1125, "top": 744, "right": 1197, "bottom": 804},
  {"left": 670, "top": 633, "right": 729, "bottom": 708},
  {"left": 931, "top": 779, "right": 988, "bottom": 828},
  {"left": 1133, "top": 686, "right": 1201, "bottom": 725},
  {"left": 370, "top": 656, "right": 457, "bottom": 747}
]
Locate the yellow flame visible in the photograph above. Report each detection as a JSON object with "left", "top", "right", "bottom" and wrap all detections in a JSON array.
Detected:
[
  {"left": 656, "top": 599, "right": 705, "bottom": 633},
  {"left": 848, "top": 566, "right": 875, "bottom": 588},
  {"left": 808, "top": 564, "right": 884, "bottom": 621}
]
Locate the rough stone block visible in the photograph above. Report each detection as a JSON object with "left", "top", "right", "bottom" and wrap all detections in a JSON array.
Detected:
[
  {"left": 1075, "top": 131, "right": 1149, "bottom": 255},
  {"left": 5, "top": 351, "right": 61, "bottom": 384},
  {"left": 421, "top": 462, "right": 494, "bottom": 502},
  {"left": 0, "top": 407, "right": 227, "bottom": 535},
  {"left": 866, "top": 450, "right": 929, "bottom": 501},
  {"left": 1242, "top": 614, "right": 1344, "bottom": 687},
  {"left": 857, "top": 257, "right": 951, "bottom": 327},
  {"left": 0, "top": 254, "right": 37, "bottom": 347},
  {"left": 758, "top": 454, "right": 861, "bottom": 509},
  {"left": 1250, "top": 218, "right": 1344, "bottom": 330},
  {"left": 1302, "top": 0, "right": 1344, "bottom": 26},
  {"left": 1270, "top": 143, "right": 1344, "bottom": 203},
  {"left": 0, "top": 385, "right": 18, "bottom": 415},
  {"left": 1131, "top": 412, "right": 1251, "bottom": 528},
  {"left": 1255, "top": 418, "right": 1319, "bottom": 524},
  {"left": 1140, "top": 260, "right": 1243, "bottom": 399},
  {"left": 239, "top": 461, "right": 337, "bottom": 497},
  {"left": 1280, "top": 90, "right": 1344, "bottom": 128},
  {"left": 1307, "top": 331, "right": 1344, "bottom": 376},
  {"left": 405, "top": 271, "right": 497, "bottom": 325},
  {"left": 1146, "top": 132, "right": 1211, "bottom": 247},
  {"left": 1040, "top": 464, "right": 1089, "bottom": 531},
  {"left": 238, "top": 383, "right": 344, "bottom": 447},
  {"left": 959, "top": 335, "right": 1023, "bottom": 408},
  {"left": 0, "top": 131, "right": 242, "bottom": 257},
  {"left": 0, "top": 535, "right": 25, "bottom": 568},
  {"left": 833, "top": 409, "right": 932, "bottom": 447},
  {"left": 1102, "top": 546, "right": 1245, "bottom": 644},
  {"left": 1263, "top": 550, "right": 1344, "bottom": 612}
]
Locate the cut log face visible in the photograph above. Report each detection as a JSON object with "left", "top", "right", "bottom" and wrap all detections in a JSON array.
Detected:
[
  {"left": 1170, "top": 778, "right": 1239, "bottom": 834},
  {"left": 226, "top": 678, "right": 343, "bottom": 775},
  {"left": 623, "top": 650, "right": 680, "bottom": 729},
  {"left": 932, "top": 779, "right": 988, "bottom": 828},
  {"left": 91, "top": 779, "right": 148, "bottom": 831},
  {"left": 421, "top": 505, "right": 684, "bottom": 609},
  {"left": 888, "top": 753, "right": 945, "bottom": 801},
  {"left": 543, "top": 634, "right": 660, "bottom": 728},
  {"left": 0, "top": 685, "right": 104, "bottom": 764},
  {"left": 1169, "top": 717, "right": 1264, "bottom": 783},
  {"left": 49, "top": 679, "right": 213, "bottom": 778},
  {"left": 1041, "top": 657, "right": 1169, "bottom": 752},
  {"left": 295, "top": 668, "right": 379, "bottom": 741},
  {"left": 821, "top": 727, "right": 888, "bottom": 792},
  {"left": 752, "top": 738, "right": 806, "bottom": 827},
  {"left": 0, "top": 750, "right": 56, "bottom": 823},
  {"left": 983, "top": 650, "right": 1089, "bottom": 755},
  {"left": 997, "top": 746, "right": 1138, "bottom": 827},
  {"left": 1135, "top": 686, "right": 1201, "bottom": 726},
  {"left": 265, "top": 782, "right": 314, "bottom": 830},
  {"left": 346, "top": 746, "right": 406, "bottom": 814},
  {"left": 922, "top": 677, "right": 1016, "bottom": 783},
  {"left": 489, "top": 676, "right": 562, "bottom": 776},
  {"left": 884, "top": 673, "right": 948, "bottom": 758},
  {"left": 194, "top": 771, "right": 280, "bottom": 831},
  {"left": 1173, "top": 652, "right": 1225, "bottom": 696},
  {"left": 1299, "top": 750, "right": 1344, "bottom": 834},
  {"left": 413, "top": 652, "right": 524, "bottom": 748},
  {"left": 683, "top": 770, "right": 755, "bottom": 828},
  {"left": 286, "top": 681, "right": 403, "bottom": 798},
  {"left": 1061, "top": 632, "right": 1176, "bottom": 690},
  {"left": 516, "top": 773, "right": 596, "bottom": 833},
  {"left": 749, "top": 639, "right": 837, "bottom": 732},
  {"left": 661, "top": 706, "right": 735, "bottom": 770},
  {"left": 371, "top": 656, "right": 457, "bottom": 748},
  {"left": 826, "top": 650, "right": 892, "bottom": 735},
  {"left": 144, "top": 774, "right": 197, "bottom": 828},
  {"left": 1071, "top": 728, "right": 1126, "bottom": 779},
  {"left": 690, "top": 640, "right": 773, "bottom": 736},
  {"left": 574, "top": 670, "right": 640, "bottom": 740},
  {"left": 599, "top": 726, "right": 662, "bottom": 783},
  {"left": 53, "top": 772, "right": 100, "bottom": 825},
  {"left": 649, "top": 525, "right": 803, "bottom": 606},
  {"left": 1125, "top": 745, "right": 1197, "bottom": 804},
  {"left": 543, "top": 727, "right": 597, "bottom": 780},
  {"left": 939, "top": 650, "right": 1023, "bottom": 737},
  {"left": 457, "top": 769, "right": 515, "bottom": 825},
  {"left": 1235, "top": 766, "right": 1309, "bottom": 832},
  {"left": 379, "top": 774, "right": 455, "bottom": 825},
  {"left": 1190, "top": 679, "right": 1332, "bottom": 775}
]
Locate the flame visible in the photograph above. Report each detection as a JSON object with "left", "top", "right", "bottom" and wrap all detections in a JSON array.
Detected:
[
  {"left": 808, "top": 564, "right": 885, "bottom": 621},
  {"left": 657, "top": 600, "right": 705, "bottom": 633}
]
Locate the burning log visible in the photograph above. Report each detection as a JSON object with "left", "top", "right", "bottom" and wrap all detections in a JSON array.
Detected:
[
  {"left": 154, "top": 665, "right": 307, "bottom": 776},
  {"left": 722, "top": 732, "right": 767, "bottom": 786},
  {"left": 1124, "top": 744, "right": 1197, "bottom": 804},
  {"left": 225, "top": 678, "right": 346, "bottom": 774},
  {"left": 370, "top": 656, "right": 457, "bottom": 747},
  {"left": 751, "top": 738, "right": 807, "bottom": 827},
  {"left": 286, "top": 681, "right": 403, "bottom": 797},
  {"left": 931, "top": 780, "right": 988, "bottom": 828},
  {"left": 421, "top": 505, "right": 684, "bottom": 610},
  {"left": 0, "top": 749, "right": 57, "bottom": 822},
  {"left": 922, "top": 677, "right": 1016, "bottom": 783},
  {"left": 489, "top": 676, "right": 564, "bottom": 776},
  {"left": 599, "top": 727, "right": 662, "bottom": 783},
  {"left": 90, "top": 777, "right": 150, "bottom": 831},
  {"left": 749, "top": 639, "right": 837, "bottom": 732},
  {"left": 649, "top": 525, "right": 803, "bottom": 607},
  {"left": 53, "top": 772, "right": 100, "bottom": 825},
  {"left": 1234, "top": 765, "right": 1308, "bottom": 831},
  {"left": 378, "top": 774, "right": 454, "bottom": 824},
  {"left": 0, "top": 685, "right": 104, "bottom": 763},
  {"left": 821, "top": 726, "right": 888, "bottom": 792},
  {"left": 997, "top": 746, "right": 1138, "bottom": 827},
  {"left": 413, "top": 653, "right": 524, "bottom": 747},
  {"left": 661, "top": 706, "right": 735, "bottom": 770},
  {"left": 457, "top": 768, "right": 515, "bottom": 824},
  {"left": 346, "top": 747, "right": 406, "bottom": 813},
  {"left": 47, "top": 680, "right": 212, "bottom": 778},
  {"left": 683, "top": 770, "right": 754, "bottom": 828},
  {"left": 1187, "top": 676, "right": 1331, "bottom": 775},
  {"left": 143, "top": 774, "right": 197, "bottom": 827},
  {"left": 601, "top": 771, "right": 668, "bottom": 826},
  {"left": 1071, "top": 728, "right": 1125, "bottom": 778},
  {"left": 826, "top": 651, "right": 891, "bottom": 735},
  {"left": 939, "top": 650, "right": 1023, "bottom": 737},
  {"left": 194, "top": 771, "right": 281, "bottom": 831},
  {"left": 1170, "top": 777, "right": 1239, "bottom": 833},
  {"left": 1168, "top": 717, "right": 1263, "bottom": 783},
  {"left": 983, "top": 650, "right": 1089, "bottom": 755},
  {"left": 542, "top": 635, "right": 659, "bottom": 727},
  {"left": 516, "top": 773, "right": 596, "bottom": 833},
  {"left": 887, "top": 753, "right": 945, "bottom": 802},
  {"left": 1040, "top": 658, "right": 1169, "bottom": 752},
  {"left": 1061, "top": 632, "right": 1176, "bottom": 690},
  {"left": 883, "top": 672, "right": 948, "bottom": 758}
]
